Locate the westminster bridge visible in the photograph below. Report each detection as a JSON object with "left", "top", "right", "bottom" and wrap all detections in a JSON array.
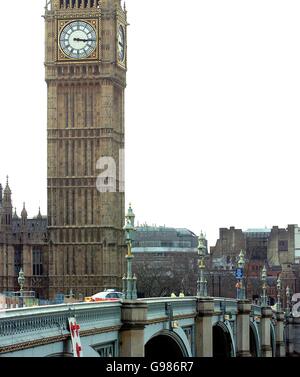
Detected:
[{"left": 0, "top": 296, "right": 298, "bottom": 358}]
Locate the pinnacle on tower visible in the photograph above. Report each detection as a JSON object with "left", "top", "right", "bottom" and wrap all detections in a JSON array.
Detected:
[
  {"left": 4, "top": 176, "right": 11, "bottom": 195},
  {"left": 3, "top": 176, "right": 12, "bottom": 205},
  {"left": 37, "top": 207, "right": 43, "bottom": 220},
  {"left": 13, "top": 208, "right": 19, "bottom": 219},
  {"left": 21, "top": 203, "right": 28, "bottom": 219}
]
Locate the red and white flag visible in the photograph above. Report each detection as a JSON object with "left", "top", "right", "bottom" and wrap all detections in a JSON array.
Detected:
[{"left": 68, "top": 317, "right": 83, "bottom": 357}]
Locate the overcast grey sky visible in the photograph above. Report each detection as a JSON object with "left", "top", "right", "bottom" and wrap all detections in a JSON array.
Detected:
[{"left": 0, "top": 0, "right": 299, "bottom": 246}]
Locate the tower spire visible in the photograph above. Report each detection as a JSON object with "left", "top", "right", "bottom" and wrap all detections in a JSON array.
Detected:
[
  {"left": 3, "top": 175, "right": 12, "bottom": 204},
  {"left": 37, "top": 207, "right": 42, "bottom": 220},
  {"left": 13, "top": 207, "right": 19, "bottom": 219},
  {"left": 4, "top": 176, "right": 11, "bottom": 195},
  {"left": 21, "top": 203, "right": 28, "bottom": 218},
  {"left": 1, "top": 176, "right": 12, "bottom": 228},
  {"left": 21, "top": 202, "right": 28, "bottom": 228}
]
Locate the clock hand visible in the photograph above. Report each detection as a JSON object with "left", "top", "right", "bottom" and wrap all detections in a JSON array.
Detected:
[{"left": 74, "top": 38, "right": 96, "bottom": 42}]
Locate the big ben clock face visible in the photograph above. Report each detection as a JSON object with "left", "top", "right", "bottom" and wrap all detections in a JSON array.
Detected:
[
  {"left": 59, "top": 20, "right": 97, "bottom": 60},
  {"left": 117, "top": 25, "right": 125, "bottom": 63}
]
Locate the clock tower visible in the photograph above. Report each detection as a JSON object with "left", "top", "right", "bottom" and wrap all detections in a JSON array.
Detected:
[{"left": 44, "top": 0, "right": 127, "bottom": 298}]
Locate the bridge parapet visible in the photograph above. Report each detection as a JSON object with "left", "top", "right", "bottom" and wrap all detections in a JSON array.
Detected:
[
  {"left": 214, "top": 297, "right": 238, "bottom": 319},
  {"left": 0, "top": 302, "right": 122, "bottom": 353},
  {"left": 213, "top": 298, "right": 237, "bottom": 316},
  {"left": 250, "top": 304, "right": 262, "bottom": 318},
  {"left": 141, "top": 298, "right": 197, "bottom": 322}
]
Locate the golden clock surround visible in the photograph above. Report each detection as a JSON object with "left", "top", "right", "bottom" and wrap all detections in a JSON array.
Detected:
[{"left": 57, "top": 18, "right": 99, "bottom": 62}]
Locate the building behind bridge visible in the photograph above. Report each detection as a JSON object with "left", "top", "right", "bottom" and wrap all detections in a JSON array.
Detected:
[
  {"left": 210, "top": 226, "right": 300, "bottom": 305},
  {"left": 1, "top": 178, "right": 300, "bottom": 304},
  {"left": 0, "top": 179, "right": 48, "bottom": 300},
  {"left": 132, "top": 224, "right": 300, "bottom": 303},
  {"left": 132, "top": 225, "right": 201, "bottom": 297}
]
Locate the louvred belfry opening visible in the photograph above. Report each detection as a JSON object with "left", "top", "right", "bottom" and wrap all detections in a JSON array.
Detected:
[{"left": 58, "top": 0, "right": 100, "bottom": 9}]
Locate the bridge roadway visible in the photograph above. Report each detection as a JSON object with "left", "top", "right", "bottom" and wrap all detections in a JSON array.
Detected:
[{"left": 0, "top": 296, "right": 288, "bottom": 357}]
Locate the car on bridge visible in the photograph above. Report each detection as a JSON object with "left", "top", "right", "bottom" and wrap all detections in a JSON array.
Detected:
[{"left": 84, "top": 289, "right": 124, "bottom": 303}]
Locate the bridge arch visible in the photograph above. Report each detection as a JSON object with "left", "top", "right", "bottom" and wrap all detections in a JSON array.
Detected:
[
  {"left": 249, "top": 321, "right": 260, "bottom": 357},
  {"left": 213, "top": 321, "right": 235, "bottom": 357},
  {"left": 145, "top": 330, "right": 189, "bottom": 358}
]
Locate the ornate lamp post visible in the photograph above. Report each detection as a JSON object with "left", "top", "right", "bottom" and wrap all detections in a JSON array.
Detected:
[
  {"left": 285, "top": 286, "right": 291, "bottom": 316},
  {"left": 123, "top": 204, "right": 137, "bottom": 300},
  {"left": 236, "top": 250, "right": 246, "bottom": 300},
  {"left": 18, "top": 269, "right": 25, "bottom": 296},
  {"left": 261, "top": 265, "right": 267, "bottom": 307},
  {"left": 197, "top": 231, "right": 207, "bottom": 297},
  {"left": 276, "top": 276, "right": 282, "bottom": 312},
  {"left": 204, "top": 278, "right": 208, "bottom": 297},
  {"left": 18, "top": 268, "right": 25, "bottom": 308}
]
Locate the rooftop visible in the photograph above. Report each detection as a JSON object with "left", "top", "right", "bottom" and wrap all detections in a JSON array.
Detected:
[
  {"left": 245, "top": 228, "right": 271, "bottom": 233},
  {"left": 136, "top": 225, "right": 197, "bottom": 237},
  {"left": 133, "top": 225, "right": 199, "bottom": 251}
]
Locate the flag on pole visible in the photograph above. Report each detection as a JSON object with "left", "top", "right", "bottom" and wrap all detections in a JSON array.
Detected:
[{"left": 68, "top": 317, "right": 83, "bottom": 357}]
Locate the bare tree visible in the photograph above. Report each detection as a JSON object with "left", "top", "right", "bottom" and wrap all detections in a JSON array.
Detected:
[{"left": 134, "top": 258, "right": 198, "bottom": 298}]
